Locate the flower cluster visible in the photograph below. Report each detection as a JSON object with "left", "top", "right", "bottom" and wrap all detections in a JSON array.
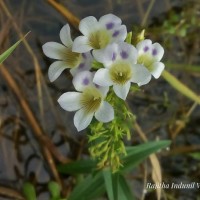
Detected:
[{"left": 42, "top": 14, "right": 165, "bottom": 132}]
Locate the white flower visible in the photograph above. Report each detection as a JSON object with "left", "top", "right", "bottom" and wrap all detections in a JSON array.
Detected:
[
  {"left": 93, "top": 42, "right": 151, "bottom": 100},
  {"left": 136, "top": 39, "right": 165, "bottom": 83},
  {"left": 58, "top": 71, "right": 113, "bottom": 132},
  {"left": 72, "top": 14, "right": 127, "bottom": 54},
  {"left": 42, "top": 24, "right": 93, "bottom": 82}
]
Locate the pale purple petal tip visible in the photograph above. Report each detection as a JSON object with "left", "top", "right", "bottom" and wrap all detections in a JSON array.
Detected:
[
  {"left": 120, "top": 51, "right": 128, "bottom": 59},
  {"left": 143, "top": 46, "right": 149, "bottom": 52},
  {"left": 82, "top": 77, "right": 90, "bottom": 85},
  {"left": 112, "top": 52, "right": 116, "bottom": 61},
  {"left": 106, "top": 22, "right": 114, "bottom": 30},
  {"left": 152, "top": 49, "right": 157, "bottom": 56},
  {"left": 112, "top": 30, "right": 119, "bottom": 37}
]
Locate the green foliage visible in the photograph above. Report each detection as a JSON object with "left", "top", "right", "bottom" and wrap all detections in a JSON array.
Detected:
[
  {"left": 89, "top": 91, "right": 135, "bottom": 172},
  {"left": 48, "top": 181, "right": 64, "bottom": 200},
  {"left": 162, "top": 70, "right": 200, "bottom": 104},
  {"left": 59, "top": 140, "right": 170, "bottom": 200},
  {"left": 122, "top": 140, "right": 171, "bottom": 172},
  {"left": 58, "top": 159, "right": 97, "bottom": 174},
  {"left": 0, "top": 33, "right": 29, "bottom": 64},
  {"left": 22, "top": 182, "right": 37, "bottom": 200},
  {"left": 68, "top": 172, "right": 105, "bottom": 200},
  {"left": 92, "top": 60, "right": 104, "bottom": 70}
]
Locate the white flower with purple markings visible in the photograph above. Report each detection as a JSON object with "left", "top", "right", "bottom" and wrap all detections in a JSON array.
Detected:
[
  {"left": 42, "top": 24, "right": 93, "bottom": 82},
  {"left": 93, "top": 42, "right": 151, "bottom": 100},
  {"left": 72, "top": 14, "right": 127, "bottom": 54},
  {"left": 58, "top": 71, "right": 114, "bottom": 131},
  {"left": 136, "top": 39, "right": 165, "bottom": 82}
]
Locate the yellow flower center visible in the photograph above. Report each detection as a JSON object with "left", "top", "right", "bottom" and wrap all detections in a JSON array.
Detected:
[
  {"left": 80, "top": 86, "right": 102, "bottom": 114},
  {"left": 88, "top": 30, "right": 110, "bottom": 49},
  {"left": 109, "top": 62, "right": 132, "bottom": 85},
  {"left": 137, "top": 54, "right": 155, "bottom": 70},
  {"left": 65, "top": 48, "right": 81, "bottom": 68}
]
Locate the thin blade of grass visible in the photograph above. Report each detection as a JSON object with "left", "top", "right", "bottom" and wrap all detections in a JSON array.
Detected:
[
  {"left": 0, "top": 32, "right": 29, "bottom": 64},
  {"left": 103, "top": 168, "right": 114, "bottom": 200},
  {"left": 122, "top": 140, "right": 171, "bottom": 172},
  {"left": 162, "top": 70, "right": 200, "bottom": 104}
]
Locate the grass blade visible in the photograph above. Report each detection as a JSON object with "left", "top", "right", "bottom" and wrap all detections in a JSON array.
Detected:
[
  {"left": 112, "top": 173, "right": 135, "bottom": 200},
  {"left": 58, "top": 159, "right": 97, "bottom": 174},
  {"left": 122, "top": 140, "right": 171, "bottom": 172},
  {"left": 103, "top": 168, "right": 114, "bottom": 200},
  {"left": 162, "top": 70, "right": 200, "bottom": 104},
  {"left": 0, "top": 32, "right": 29, "bottom": 64},
  {"left": 68, "top": 172, "right": 105, "bottom": 200}
]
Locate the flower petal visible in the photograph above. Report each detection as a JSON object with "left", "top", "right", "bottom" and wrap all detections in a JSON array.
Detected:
[
  {"left": 131, "top": 64, "right": 151, "bottom": 85},
  {"left": 111, "top": 25, "right": 127, "bottom": 42},
  {"left": 70, "top": 52, "right": 93, "bottom": 76},
  {"left": 72, "top": 71, "right": 94, "bottom": 91},
  {"left": 136, "top": 39, "right": 152, "bottom": 54},
  {"left": 58, "top": 92, "right": 82, "bottom": 111},
  {"left": 93, "top": 68, "right": 113, "bottom": 86},
  {"left": 99, "top": 14, "right": 121, "bottom": 29},
  {"left": 151, "top": 43, "right": 164, "bottom": 61},
  {"left": 95, "top": 101, "right": 114, "bottom": 122},
  {"left": 72, "top": 36, "right": 92, "bottom": 53},
  {"left": 79, "top": 16, "right": 98, "bottom": 36},
  {"left": 74, "top": 108, "right": 94, "bottom": 131},
  {"left": 93, "top": 43, "right": 118, "bottom": 66},
  {"left": 117, "top": 42, "right": 137, "bottom": 63},
  {"left": 113, "top": 82, "right": 130, "bottom": 100},
  {"left": 42, "top": 42, "right": 68, "bottom": 60},
  {"left": 59, "top": 24, "right": 73, "bottom": 47},
  {"left": 150, "top": 62, "right": 165, "bottom": 79},
  {"left": 96, "top": 86, "right": 109, "bottom": 97},
  {"left": 48, "top": 61, "right": 70, "bottom": 82}
]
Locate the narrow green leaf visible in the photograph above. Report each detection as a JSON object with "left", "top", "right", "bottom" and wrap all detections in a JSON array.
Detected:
[
  {"left": 162, "top": 70, "right": 200, "bottom": 104},
  {"left": 22, "top": 182, "right": 37, "bottom": 200},
  {"left": 122, "top": 140, "right": 171, "bottom": 172},
  {"left": 112, "top": 173, "right": 135, "bottom": 200},
  {"left": 103, "top": 168, "right": 114, "bottom": 200},
  {"left": 48, "top": 181, "right": 61, "bottom": 199},
  {"left": 0, "top": 32, "right": 29, "bottom": 64},
  {"left": 68, "top": 172, "right": 105, "bottom": 200},
  {"left": 57, "top": 159, "right": 97, "bottom": 174},
  {"left": 125, "top": 32, "right": 132, "bottom": 44}
]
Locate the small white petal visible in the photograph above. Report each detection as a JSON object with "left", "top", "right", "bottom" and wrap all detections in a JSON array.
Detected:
[
  {"left": 74, "top": 108, "right": 94, "bottom": 131},
  {"left": 111, "top": 25, "right": 127, "bottom": 42},
  {"left": 93, "top": 43, "right": 118, "bottom": 66},
  {"left": 116, "top": 42, "right": 138, "bottom": 63},
  {"left": 113, "top": 82, "right": 131, "bottom": 100},
  {"left": 131, "top": 64, "right": 151, "bottom": 85},
  {"left": 152, "top": 43, "right": 164, "bottom": 61},
  {"left": 79, "top": 16, "right": 98, "bottom": 36},
  {"left": 72, "top": 71, "right": 94, "bottom": 91},
  {"left": 99, "top": 14, "right": 121, "bottom": 28},
  {"left": 48, "top": 61, "right": 70, "bottom": 82},
  {"left": 42, "top": 42, "right": 68, "bottom": 60},
  {"left": 93, "top": 68, "right": 113, "bottom": 87},
  {"left": 59, "top": 24, "right": 73, "bottom": 47},
  {"left": 150, "top": 62, "right": 165, "bottom": 79},
  {"left": 95, "top": 101, "right": 114, "bottom": 122},
  {"left": 72, "top": 36, "right": 92, "bottom": 53},
  {"left": 58, "top": 92, "right": 82, "bottom": 111},
  {"left": 136, "top": 39, "right": 152, "bottom": 54},
  {"left": 138, "top": 74, "right": 152, "bottom": 86},
  {"left": 96, "top": 86, "right": 109, "bottom": 97}
]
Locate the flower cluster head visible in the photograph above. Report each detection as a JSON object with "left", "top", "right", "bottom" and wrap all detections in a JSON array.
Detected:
[{"left": 42, "top": 14, "right": 165, "bottom": 131}]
